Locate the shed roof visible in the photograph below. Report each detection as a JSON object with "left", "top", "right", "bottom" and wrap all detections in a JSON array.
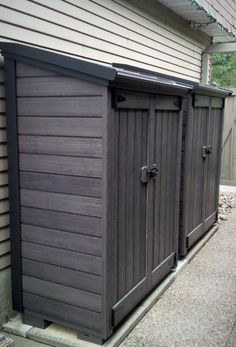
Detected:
[
  {"left": 0, "top": 42, "right": 193, "bottom": 92},
  {"left": 0, "top": 42, "right": 231, "bottom": 97}
]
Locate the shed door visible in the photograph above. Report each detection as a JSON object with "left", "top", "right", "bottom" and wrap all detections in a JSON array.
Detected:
[
  {"left": 185, "top": 97, "right": 209, "bottom": 249},
  {"left": 183, "top": 95, "right": 223, "bottom": 252},
  {"left": 112, "top": 91, "right": 181, "bottom": 326},
  {"left": 148, "top": 95, "right": 181, "bottom": 289},
  {"left": 203, "top": 98, "right": 223, "bottom": 232}
]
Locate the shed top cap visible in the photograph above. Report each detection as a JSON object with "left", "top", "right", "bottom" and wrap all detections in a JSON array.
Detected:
[
  {"left": 0, "top": 42, "right": 193, "bottom": 91},
  {"left": 0, "top": 42, "right": 232, "bottom": 96}
]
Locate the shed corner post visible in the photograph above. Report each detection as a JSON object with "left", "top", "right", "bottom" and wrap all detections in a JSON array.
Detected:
[{"left": 4, "top": 56, "right": 23, "bottom": 312}]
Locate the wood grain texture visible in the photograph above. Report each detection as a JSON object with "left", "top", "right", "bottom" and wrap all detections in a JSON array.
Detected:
[
  {"left": 17, "top": 97, "right": 102, "bottom": 117},
  {"left": 22, "top": 275, "right": 102, "bottom": 313},
  {"left": 20, "top": 171, "right": 102, "bottom": 197},
  {"left": 18, "top": 117, "right": 103, "bottom": 137},
  {"left": 20, "top": 189, "right": 102, "bottom": 217},
  {"left": 18, "top": 135, "right": 102, "bottom": 158},
  {"left": 16, "top": 62, "right": 58, "bottom": 77},
  {"left": 21, "top": 207, "right": 102, "bottom": 237},
  {"left": 23, "top": 293, "right": 102, "bottom": 333},
  {"left": 19, "top": 154, "right": 102, "bottom": 178},
  {"left": 21, "top": 224, "right": 102, "bottom": 256},
  {"left": 22, "top": 241, "right": 102, "bottom": 275},
  {"left": 22, "top": 258, "right": 102, "bottom": 294},
  {"left": 17, "top": 75, "right": 103, "bottom": 97}
]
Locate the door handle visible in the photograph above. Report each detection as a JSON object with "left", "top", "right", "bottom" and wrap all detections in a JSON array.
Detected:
[
  {"left": 141, "top": 164, "right": 158, "bottom": 183},
  {"left": 202, "top": 145, "right": 212, "bottom": 159}
]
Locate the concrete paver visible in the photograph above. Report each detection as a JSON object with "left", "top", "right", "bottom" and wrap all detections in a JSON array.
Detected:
[
  {"left": 4, "top": 333, "right": 51, "bottom": 347},
  {"left": 120, "top": 210, "right": 236, "bottom": 347}
]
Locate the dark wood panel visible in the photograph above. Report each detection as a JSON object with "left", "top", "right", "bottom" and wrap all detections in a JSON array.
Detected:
[
  {"left": 16, "top": 62, "right": 58, "bottom": 77},
  {"left": 17, "top": 76, "right": 103, "bottom": 97},
  {"left": 20, "top": 172, "right": 102, "bottom": 197},
  {"left": 18, "top": 136, "right": 102, "bottom": 158},
  {"left": 17, "top": 97, "right": 102, "bottom": 117},
  {"left": 21, "top": 224, "right": 102, "bottom": 256},
  {"left": 112, "top": 278, "right": 147, "bottom": 327},
  {"left": 125, "top": 110, "right": 135, "bottom": 292},
  {"left": 21, "top": 207, "right": 102, "bottom": 237},
  {"left": 19, "top": 154, "right": 102, "bottom": 178},
  {"left": 211, "top": 97, "right": 223, "bottom": 109},
  {"left": 20, "top": 189, "right": 102, "bottom": 217},
  {"left": 204, "top": 108, "right": 222, "bottom": 227},
  {"left": 117, "top": 109, "right": 127, "bottom": 299},
  {"left": 22, "top": 276, "right": 102, "bottom": 313},
  {"left": 23, "top": 293, "right": 102, "bottom": 333},
  {"left": 18, "top": 117, "right": 103, "bottom": 137},
  {"left": 153, "top": 95, "right": 181, "bottom": 110},
  {"left": 116, "top": 109, "right": 148, "bottom": 301},
  {"left": 22, "top": 241, "right": 102, "bottom": 275},
  {"left": 194, "top": 95, "right": 210, "bottom": 107},
  {"left": 22, "top": 259, "right": 102, "bottom": 294},
  {"left": 115, "top": 90, "right": 149, "bottom": 109}
]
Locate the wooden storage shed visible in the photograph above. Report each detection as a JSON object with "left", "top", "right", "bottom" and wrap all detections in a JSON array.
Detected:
[
  {"left": 179, "top": 86, "right": 230, "bottom": 257},
  {"left": 1, "top": 43, "right": 192, "bottom": 342}
]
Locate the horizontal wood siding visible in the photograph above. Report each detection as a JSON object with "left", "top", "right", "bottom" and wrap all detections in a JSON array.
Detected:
[
  {"left": 0, "top": 0, "right": 210, "bottom": 82},
  {"left": 16, "top": 62, "right": 106, "bottom": 334},
  {"left": 0, "top": 60, "right": 10, "bottom": 270}
]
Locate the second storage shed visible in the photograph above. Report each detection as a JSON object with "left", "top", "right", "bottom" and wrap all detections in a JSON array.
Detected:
[
  {"left": 179, "top": 86, "right": 230, "bottom": 257},
  {"left": 1, "top": 43, "right": 192, "bottom": 343}
]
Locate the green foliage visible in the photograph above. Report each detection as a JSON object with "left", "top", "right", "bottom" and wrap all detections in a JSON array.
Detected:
[{"left": 211, "top": 52, "right": 236, "bottom": 87}]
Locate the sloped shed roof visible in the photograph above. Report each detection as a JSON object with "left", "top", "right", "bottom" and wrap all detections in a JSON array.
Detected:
[{"left": 158, "top": 0, "right": 236, "bottom": 42}]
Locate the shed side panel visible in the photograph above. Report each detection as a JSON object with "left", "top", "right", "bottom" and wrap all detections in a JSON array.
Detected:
[{"left": 16, "top": 61, "right": 105, "bottom": 335}]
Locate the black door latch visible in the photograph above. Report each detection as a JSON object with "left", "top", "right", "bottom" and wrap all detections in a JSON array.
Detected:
[
  {"left": 202, "top": 145, "right": 212, "bottom": 159},
  {"left": 141, "top": 164, "right": 158, "bottom": 183}
]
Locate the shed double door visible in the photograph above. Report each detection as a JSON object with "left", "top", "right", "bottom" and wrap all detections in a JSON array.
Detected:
[
  {"left": 111, "top": 90, "right": 182, "bottom": 326},
  {"left": 181, "top": 95, "right": 223, "bottom": 254}
]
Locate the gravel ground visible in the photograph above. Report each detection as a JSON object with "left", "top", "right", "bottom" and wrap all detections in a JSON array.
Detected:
[
  {"left": 218, "top": 190, "right": 236, "bottom": 219},
  {"left": 120, "top": 210, "right": 236, "bottom": 347}
]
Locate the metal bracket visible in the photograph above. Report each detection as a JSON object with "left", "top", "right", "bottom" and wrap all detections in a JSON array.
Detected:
[{"left": 141, "top": 164, "right": 158, "bottom": 183}]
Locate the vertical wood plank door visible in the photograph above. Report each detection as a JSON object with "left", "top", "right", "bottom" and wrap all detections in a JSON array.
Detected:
[
  {"left": 112, "top": 92, "right": 149, "bottom": 327},
  {"left": 111, "top": 91, "right": 182, "bottom": 326},
  {"left": 180, "top": 95, "right": 224, "bottom": 256},
  {"left": 184, "top": 105, "right": 208, "bottom": 250},
  {"left": 203, "top": 103, "right": 223, "bottom": 233},
  {"left": 149, "top": 97, "right": 182, "bottom": 289}
]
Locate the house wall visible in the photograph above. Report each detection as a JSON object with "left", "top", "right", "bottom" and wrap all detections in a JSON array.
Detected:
[
  {"left": 0, "top": 0, "right": 212, "bottom": 325},
  {"left": 0, "top": 57, "right": 11, "bottom": 326},
  {"left": 0, "top": 0, "right": 211, "bottom": 82}
]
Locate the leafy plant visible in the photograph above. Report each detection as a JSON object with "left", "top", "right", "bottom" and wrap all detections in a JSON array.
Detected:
[{"left": 211, "top": 52, "right": 236, "bottom": 87}]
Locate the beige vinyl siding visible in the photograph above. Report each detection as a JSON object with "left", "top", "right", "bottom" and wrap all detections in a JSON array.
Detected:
[
  {"left": 0, "top": 60, "right": 10, "bottom": 270},
  {"left": 0, "top": 0, "right": 210, "bottom": 82},
  {"left": 196, "top": 0, "right": 236, "bottom": 38}
]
